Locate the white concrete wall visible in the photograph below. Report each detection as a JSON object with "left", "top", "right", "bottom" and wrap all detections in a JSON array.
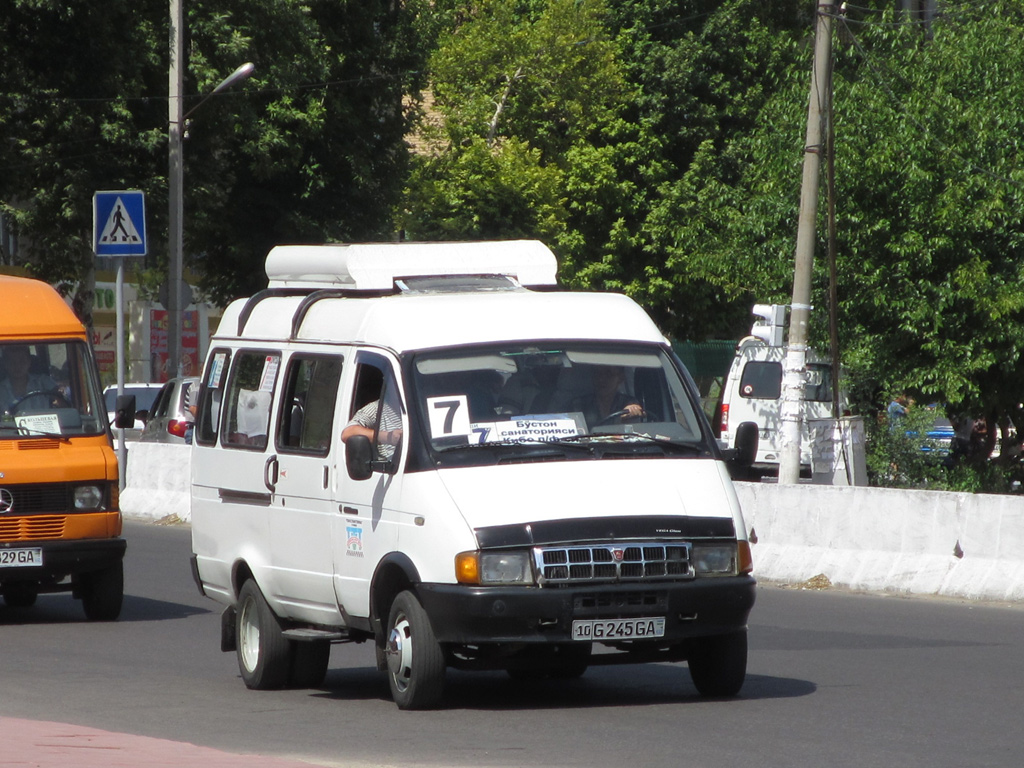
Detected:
[
  {"left": 120, "top": 442, "right": 192, "bottom": 523},
  {"left": 119, "top": 443, "right": 1024, "bottom": 602},
  {"left": 736, "top": 482, "right": 1024, "bottom": 602}
]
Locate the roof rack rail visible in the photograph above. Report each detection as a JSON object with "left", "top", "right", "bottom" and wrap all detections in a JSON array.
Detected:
[
  {"left": 288, "top": 288, "right": 395, "bottom": 339},
  {"left": 236, "top": 288, "right": 313, "bottom": 336}
]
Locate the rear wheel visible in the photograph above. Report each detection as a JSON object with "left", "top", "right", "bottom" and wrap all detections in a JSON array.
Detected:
[
  {"left": 385, "top": 590, "right": 445, "bottom": 710},
  {"left": 80, "top": 562, "right": 123, "bottom": 621},
  {"left": 687, "top": 631, "right": 747, "bottom": 697},
  {"left": 288, "top": 640, "right": 331, "bottom": 688},
  {"left": 2, "top": 582, "right": 38, "bottom": 608},
  {"left": 236, "top": 579, "right": 290, "bottom": 689}
]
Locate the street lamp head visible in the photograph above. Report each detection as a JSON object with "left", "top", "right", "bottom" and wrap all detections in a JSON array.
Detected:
[
  {"left": 183, "top": 63, "right": 255, "bottom": 121},
  {"left": 212, "top": 62, "right": 255, "bottom": 95}
]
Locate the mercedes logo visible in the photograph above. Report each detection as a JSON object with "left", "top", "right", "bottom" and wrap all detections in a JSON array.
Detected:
[{"left": 0, "top": 488, "right": 13, "bottom": 514}]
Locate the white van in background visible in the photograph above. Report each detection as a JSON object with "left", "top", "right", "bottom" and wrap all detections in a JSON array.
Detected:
[
  {"left": 188, "top": 240, "right": 759, "bottom": 709},
  {"left": 717, "top": 336, "right": 844, "bottom": 476}
]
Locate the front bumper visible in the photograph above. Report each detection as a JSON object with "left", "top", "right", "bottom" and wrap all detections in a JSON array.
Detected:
[
  {"left": 417, "top": 575, "right": 756, "bottom": 645},
  {"left": 0, "top": 538, "right": 126, "bottom": 584}
]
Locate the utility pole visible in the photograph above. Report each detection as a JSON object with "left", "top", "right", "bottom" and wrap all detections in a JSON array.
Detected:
[
  {"left": 168, "top": 0, "right": 184, "bottom": 379},
  {"left": 778, "top": 0, "right": 835, "bottom": 484}
]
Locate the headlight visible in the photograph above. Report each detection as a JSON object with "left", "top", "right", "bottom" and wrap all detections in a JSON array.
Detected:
[
  {"left": 74, "top": 484, "right": 105, "bottom": 511},
  {"left": 692, "top": 543, "right": 738, "bottom": 576},
  {"left": 455, "top": 551, "right": 534, "bottom": 585}
]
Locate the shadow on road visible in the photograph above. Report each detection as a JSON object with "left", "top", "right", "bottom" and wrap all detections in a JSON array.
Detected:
[
  {"left": 0, "top": 593, "right": 210, "bottom": 625},
  {"left": 310, "top": 662, "right": 815, "bottom": 710}
]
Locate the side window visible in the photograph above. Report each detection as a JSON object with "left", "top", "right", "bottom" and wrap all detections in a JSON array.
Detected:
[
  {"left": 738, "top": 361, "right": 782, "bottom": 400},
  {"left": 277, "top": 354, "right": 343, "bottom": 455},
  {"left": 196, "top": 349, "right": 230, "bottom": 446},
  {"left": 345, "top": 357, "right": 404, "bottom": 467},
  {"left": 150, "top": 384, "right": 168, "bottom": 419},
  {"left": 223, "top": 351, "right": 280, "bottom": 451}
]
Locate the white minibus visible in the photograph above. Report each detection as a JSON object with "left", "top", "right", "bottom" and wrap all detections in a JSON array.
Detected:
[{"left": 189, "top": 240, "right": 758, "bottom": 709}]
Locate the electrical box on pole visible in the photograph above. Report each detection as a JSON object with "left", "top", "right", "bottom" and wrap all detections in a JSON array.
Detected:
[{"left": 751, "top": 304, "right": 786, "bottom": 347}]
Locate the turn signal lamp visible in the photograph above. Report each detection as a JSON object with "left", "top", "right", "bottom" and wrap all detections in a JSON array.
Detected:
[
  {"left": 738, "top": 540, "right": 754, "bottom": 575},
  {"left": 455, "top": 552, "right": 480, "bottom": 584}
]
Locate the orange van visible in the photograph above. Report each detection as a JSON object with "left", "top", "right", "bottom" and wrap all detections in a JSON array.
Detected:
[{"left": 0, "top": 275, "right": 125, "bottom": 620}]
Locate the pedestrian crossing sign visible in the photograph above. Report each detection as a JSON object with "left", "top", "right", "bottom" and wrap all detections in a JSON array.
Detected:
[{"left": 93, "top": 190, "right": 146, "bottom": 256}]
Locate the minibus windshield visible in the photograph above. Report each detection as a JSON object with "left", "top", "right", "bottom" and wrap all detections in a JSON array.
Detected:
[
  {"left": 412, "top": 342, "right": 708, "bottom": 460},
  {"left": 0, "top": 341, "right": 107, "bottom": 439}
]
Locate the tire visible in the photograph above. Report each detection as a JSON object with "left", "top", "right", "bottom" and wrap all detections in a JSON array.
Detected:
[
  {"left": 288, "top": 640, "right": 330, "bottom": 689},
  {"left": 236, "top": 579, "right": 290, "bottom": 690},
  {"left": 687, "top": 631, "right": 747, "bottom": 697},
  {"left": 80, "top": 562, "right": 124, "bottom": 621},
  {"left": 385, "top": 590, "right": 446, "bottom": 710},
  {"left": 550, "top": 643, "right": 591, "bottom": 679},
  {"left": 2, "top": 582, "right": 38, "bottom": 608}
]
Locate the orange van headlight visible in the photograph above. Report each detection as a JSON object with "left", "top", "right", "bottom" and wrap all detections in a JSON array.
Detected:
[{"left": 73, "top": 484, "right": 105, "bottom": 511}]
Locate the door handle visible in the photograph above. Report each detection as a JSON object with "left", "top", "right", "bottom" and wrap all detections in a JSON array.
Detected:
[{"left": 264, "top": 454, "right": 279, "bottom": 492}]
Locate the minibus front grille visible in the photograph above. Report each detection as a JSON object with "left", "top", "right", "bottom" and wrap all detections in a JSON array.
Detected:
[
  {"left": 0, "top": 483, "right": 73, "bottom": 514},
  {"left": 0, "top": 515, "right": 66, "bottom": 541},
  {"left": 534, "top": 542, "right": 693, "bottom": 585}
]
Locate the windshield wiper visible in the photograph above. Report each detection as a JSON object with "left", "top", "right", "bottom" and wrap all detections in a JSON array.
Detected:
[
  {"left": 0, "top": 424, "right": 71, "bottom": 442},
  {"left": 437, "top": 438, "right": 592, "bottom": 453},
  {"left": 552, "top": 433, "right": 707, "bottom": 455}
]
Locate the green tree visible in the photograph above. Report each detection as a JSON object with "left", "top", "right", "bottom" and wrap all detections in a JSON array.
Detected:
[
  {"left": 400, "top": 0, "right": 638, "bottom": 273},
  {"left": 0, "top": 0, "right": 426, "bottom": 307},
  {"left": 658, "top": 2, "right": 1024, "bottom": 470},
  {"left": 605, "top": 0, "right": 812, "bottom": 340}
]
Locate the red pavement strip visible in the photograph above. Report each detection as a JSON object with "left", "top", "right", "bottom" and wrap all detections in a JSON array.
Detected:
[{"left": 0, "top": 718, "right": 323, "bottom": 768}]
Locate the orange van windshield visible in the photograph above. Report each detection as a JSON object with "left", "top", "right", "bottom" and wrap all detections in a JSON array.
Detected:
[{"left": 0, "top": 341, "right": 107, "bottom": 439}]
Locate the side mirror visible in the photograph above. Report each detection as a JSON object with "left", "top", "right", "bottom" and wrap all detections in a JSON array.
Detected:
[
  {"left": 726, "top": 421, "right": 759, "bottom": 479},
  {"left": 345, "top": 434, "right": 373, "bottom": 481},
  {"left": 114, "top": 395, "right": 137, "bottom": 429}
]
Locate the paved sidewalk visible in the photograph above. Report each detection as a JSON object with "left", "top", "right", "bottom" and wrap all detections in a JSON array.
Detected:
[{"left": 0, "top": 718, "right": 322, "bottom": 768}]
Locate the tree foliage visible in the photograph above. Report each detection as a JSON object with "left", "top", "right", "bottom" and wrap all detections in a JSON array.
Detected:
[
  {"left": 647, "top": 1, "right": 1024, "bottom": 460},
  {"left": 6, "top": 0, "right": 1024, "bottom": 480},
  {"left": 0, "top": 0, "right": 426, "bottom": 306}
]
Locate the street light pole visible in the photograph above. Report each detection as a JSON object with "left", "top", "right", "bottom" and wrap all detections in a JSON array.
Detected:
[
  {"left": 167, "top": 0, "right": 184, "bottom": 380},
  {"left": 167, "top": 0, "right": 252, "bottom": 379}
]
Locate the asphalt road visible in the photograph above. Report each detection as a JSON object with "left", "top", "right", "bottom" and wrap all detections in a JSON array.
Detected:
[{"left": 1, "top": 519, "right": 1022, "bottom": 768}]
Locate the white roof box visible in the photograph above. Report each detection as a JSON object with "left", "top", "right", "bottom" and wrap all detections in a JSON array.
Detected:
[{"left": 264, "top": 240, "right": 558, "bottom": 291}]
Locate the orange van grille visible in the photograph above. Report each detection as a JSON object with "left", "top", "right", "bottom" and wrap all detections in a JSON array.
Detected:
[
  {"left": 0, "top": 439, "right": 62, "bottom": 451},
  {"left": 16, "top": 440, "right": 62, "bottom": 451},
  {"left": 0, "top": 515, "right": 66, "bottom": 541}
]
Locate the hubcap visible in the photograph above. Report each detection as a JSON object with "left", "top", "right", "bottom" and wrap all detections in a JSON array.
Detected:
[
  {"left": 387, "top": 615, "right": 413, "bottom": 692},
  {"left": 238, "top": 597, "right": 260, "bottom": 673}
]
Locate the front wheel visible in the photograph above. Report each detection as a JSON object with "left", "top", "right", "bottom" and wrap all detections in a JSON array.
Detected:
[
  {"left": 687, "top": 631, "right": 747, "bottom": 697},
  {"left": 236, "top": 579, "right": 290, "bottom": 689},
  {"left": 385, "top": 590, "right": 446, "bottom": 710},
  {"left": 2, "top": 582, "right": 38, "bottom": 608},
  {"left": 80, "top": 562, "right": 123, "bottom": 621}
]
